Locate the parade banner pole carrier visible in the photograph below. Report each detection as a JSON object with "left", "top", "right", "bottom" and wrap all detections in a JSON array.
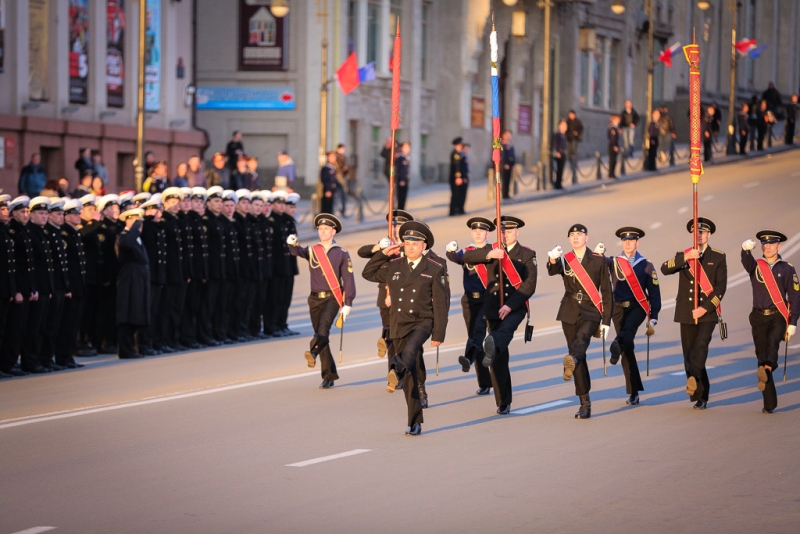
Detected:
[
  {"left": 490, "top": 15, "right": 505, "bottom": 307},
  {"left": 683, "top": 33, "right": 703, "bottom": 325},
  {"left": 387, "top": 20, "right": 401, "bottom": 243}
]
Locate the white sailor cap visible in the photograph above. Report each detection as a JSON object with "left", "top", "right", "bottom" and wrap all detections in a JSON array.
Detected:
[
  {"left": 271, "top": 190, "right": 288, "bottom": 203},
  {"left": 9, "top": 196, "right": 31, "bottom": 211},
  {"left": 260, "top": 190, "right": 273, "bottom": 202},
  {"left": 97, "top": 194, "right": 120, "bottom": 212},
  {"left": 162, "top": 187, "right": 183, "bottom": 201},
  {"left": 48, "top": 198, "right": 66, "bottom": 212},
  {"left": 190, "top": 187, "right": 208, "bottom": 201},
  {"left": 63, "top": 199, "right": 82, "bottom": 214},
  {"left": 0, "top": 194, "right": 11, "bottom": 207},
  {"left": 180, "top": 187, "right": 193, "bottom": 199},
  {"left": 132, "top": 192, "right": 151, "bottom": 206},
  {"left": 79, "top": 194, "right": 96, "bottom": 207},
  {"left": 29, "top": 196, "right": 51, "bottom": 212},
  {"left": 207, "top": 185, "right": 224, "bottom": 199},
  {"left": 286, "top": 192, "right": 300, "bottom": 205},
  {"left": 141, "top": 193, "right": 162, "bottom": 210},
  {"left": 222, "top": 190, "right": 238, "bottom": 203},
  {"left": 118, "top": 192, "right": 135, "bottom": 209},
  {"left": 235, "top": 189, "right": 252, "bottom": 201},
  {"left": 120, "top": 208, "right": 144, "bottom": 221}
]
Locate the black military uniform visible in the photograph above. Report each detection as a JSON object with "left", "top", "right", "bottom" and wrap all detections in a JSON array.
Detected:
[
  {"left": 607, "top": 119, "right": 621, "bottom": 179},
  {"left": 267, "top": 196, "right": 290, "bottom": 336},
  {"left": 160, "top": 191, "right": 188, "bottom": 351},
  {"left": 604, "top": 227, "right": 662, "bottom": 405},
  {"left": 182, "top": 193, "right": 210, "bottom": 347},
  {"left": 95, "top": 209, "right": 122, "bottom": 353},
  {"left": 703, "top": 111, "right": 715, "bottom": 162},
  {"left": 250, "top": 196, "right": 274, "bottom": 338},
  {"left": 448, "top": 138, "right": 466, "bottom": 216},
  {"left": 221, "top": 207, "right": 241, "bottom": 342},
  {"left": 116, "top": 215, "right": 150, "bottom": 359},
  {"left": 202, "top": 188, "right": 227, "bottom": 344},
  {"left": 26, "top": 201, "right": 56, "bottom": 371},
  {"left": 56, "top": 202, "right": 87, "bottom": 368},
  {"left": 290, "top": 214, "right": 356, "bottom": 388},
  {"left": 41, "top": 202, "right": 70, "bottom": 369},
  {"left": 362, "top": 221, "right": 449, "bottom": 435},
  {"left": 320, "top": 162, "right": 337, "bottom": 215},
  {"left": 140, "top": 210, "right": 168, "bottom": 354},
  {"left": 78, "top": 198, "right": 100, "bottom": 354},
  {"left": 500, "top": 138, "right": 516, "bottom": 199},
  {"left": 547, "top": 224, "right": 612, "bottom": 419},
  {"left": 741, "top": 231, "right": 799, "bottom": 413},
  {"left": 5, "top": 201, "right": 39, "bottom": 373},
  {"left": 234, "top": 206, "right": 257, "bottom": 341},
  {"left": 462, "top": 216, "right": 537, "bottom": 413},
  {"left": 446, "top": 217, "right": 495, "bottom": 395},
  {"left": 282, "top": 207, "right": 300, "bottom": 334},
  {"left": 395, "top": 150, "right": 410, "bottom": 211},
  {"left": 0, "top": 198, "right": 18, "bottom": 376},
  {"left": 661, "top": 217, "right": 727, "bottom": 409}
]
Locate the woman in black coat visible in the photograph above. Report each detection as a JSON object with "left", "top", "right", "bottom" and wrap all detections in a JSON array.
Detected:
[{"left": 116, "top": 210, "right": 151, "bottom": 359}]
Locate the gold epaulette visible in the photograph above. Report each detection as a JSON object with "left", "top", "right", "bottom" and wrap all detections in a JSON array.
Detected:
[{"left": 712, "top": 248, "right": 724, "bottom": 254}]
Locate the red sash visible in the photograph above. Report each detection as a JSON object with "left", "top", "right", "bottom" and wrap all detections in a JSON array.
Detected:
[
  {"left": 493, "top": 242, "right": 523, "bottom": 289},
  {"left": 615, "top": 257, "right": 651, "bottom": 317},
  {"left": 464, "top": 245, "right": 489, "bottom": 289},
  {"left": 564, "top": 251, "right": 603, "bottom": 313},
  {"left": 312, "top": 244, "right": 343, "bottom": 307},
  {"left": 757, "top": 259, "right": 790, "bottom": 324},
  {"left": 684, "top": 247, "right": 720, "bottom": 312}
]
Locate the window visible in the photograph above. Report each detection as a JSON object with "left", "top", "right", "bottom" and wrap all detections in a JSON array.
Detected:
[
  {"left": 609, "top": 40, "right": 620, "bottom": 110},
  {"left": 367, "top": 0, "right": 380, "bottom": 64},
  {"left": 592, "top": 38, "right": 605, "bottom": 107},
  {"left": 390, "top": 0, "right": 402, "bottom": 39},
  {"left": 421, "top": 3, "right": 431, "bottom": 81},
  {"left": 347, "top": 1, "right": 358, "bottom": 55},
  {"left": 580, "top": 36, "right": 620, "bottom": 110}
]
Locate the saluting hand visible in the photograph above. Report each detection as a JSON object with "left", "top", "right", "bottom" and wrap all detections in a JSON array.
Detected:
[{"left": 383, "top": 243, "right": 402, "bottom": 256}]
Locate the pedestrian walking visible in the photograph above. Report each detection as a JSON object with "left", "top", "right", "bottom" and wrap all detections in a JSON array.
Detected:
[
  {"left": 607, "top": 114, "right": 621, "bottom": 179},
  {"left": 620, "top": 100, "right": 640, "bottom": 157},
  {"left": 553, "top": 120, "right": 568, "bottom": 189},
  {"left": 566, "top": 110, "right": 584, "bottom": 183}
]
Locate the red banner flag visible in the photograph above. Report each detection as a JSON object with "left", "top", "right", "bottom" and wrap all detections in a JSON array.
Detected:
[
  {"left": 391, "top": 22, "right": 402, "bottom": 130},
  {"left": 336, "top": 52, "right": 360, "bottom": 95}
]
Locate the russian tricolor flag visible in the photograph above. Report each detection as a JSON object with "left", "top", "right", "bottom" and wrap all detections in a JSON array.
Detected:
[
  {"left": 658, "top": 42, "right": 682, "bottom": 68},
  {"left": 735, "top": 38, "right": 758, "bottom": 56}
]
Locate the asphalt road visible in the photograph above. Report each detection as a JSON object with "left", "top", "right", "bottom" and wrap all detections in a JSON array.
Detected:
[{"left": 3, "top": 151, "right": 800, "bottom": 534}]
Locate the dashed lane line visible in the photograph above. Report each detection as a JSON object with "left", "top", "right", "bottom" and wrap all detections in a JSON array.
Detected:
[
  {"left": 9, "top": 528, "right": 57, "bottom": 534},
  {"left": 286, "top": 449, "right": 372, "bottom": 467}
]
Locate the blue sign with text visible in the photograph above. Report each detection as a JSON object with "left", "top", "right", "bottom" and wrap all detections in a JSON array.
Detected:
[{"left": 196, "top": 86, "right": 296, "bottom": 110}]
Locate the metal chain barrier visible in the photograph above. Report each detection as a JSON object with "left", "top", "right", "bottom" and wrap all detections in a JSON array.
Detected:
[{"left": 574, "top": 159, "right": 598, "bottom": 180}]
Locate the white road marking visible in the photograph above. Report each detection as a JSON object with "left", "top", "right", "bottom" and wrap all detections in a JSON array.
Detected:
[
  {"left": 702, "top": 195, "right": 714, "bottom": 201},
  {"left": 649, "top": 222, "right": 662, "bottom": 229},
  {"left": 743, "top": 181, "right": 761, "bottom": 188},
  {"left": 513, "top": 400, "right": 572, "bottom": 415},
  {"left": 286, "top": 449, "right": 371, "bottom": 467},
  {"left": 789, "top": 343, "right": 800, "bottom": 349},
  {"left": 677, "top": 207, "right": 689, "bottom": 214},
  {"left": 10, "top": 528, "right": 57, "bottom": 534}
]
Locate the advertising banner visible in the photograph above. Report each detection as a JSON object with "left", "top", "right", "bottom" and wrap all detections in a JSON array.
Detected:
[
  {"left": 144, "top": 0, "right": 161, "bottom": 112},
  {"left": 69, "top": 0, "right": 90, "bottom": 104},
  {"left": 106, "top": 0, "right": 126, "bottom": 108},
  {"left": 195, "top": 86, "right": 296, "bottom": 110},
  {"left": 518, "top": 104, "right": 532, "bottom": 135},
  {"left": 239, "top": 0, "right": 288, "bottom": 71},
  {"left": 29, "top": 0, "right": 50, "bottom": 101}
]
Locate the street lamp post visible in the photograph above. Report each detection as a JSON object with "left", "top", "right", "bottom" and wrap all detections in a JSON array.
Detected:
[
  {"left": 134, "top": 0, "right": 146, "bottom": 192},
  {"left": 538, "top": 0, "right": 553, "bottom": 189}
]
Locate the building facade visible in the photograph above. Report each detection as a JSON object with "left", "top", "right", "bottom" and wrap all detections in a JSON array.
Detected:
[{"left": 0, "top": 0, "right": 204, "bottom": 194}]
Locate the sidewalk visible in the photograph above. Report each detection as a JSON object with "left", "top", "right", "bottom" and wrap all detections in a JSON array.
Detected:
[{"left": 295, "top": 134, "right": 796, "bottom": 240}]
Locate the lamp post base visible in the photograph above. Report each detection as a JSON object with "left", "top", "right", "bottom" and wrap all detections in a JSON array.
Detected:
[{"left": 726, "top": 133, "right": 738, "bottom": 156}]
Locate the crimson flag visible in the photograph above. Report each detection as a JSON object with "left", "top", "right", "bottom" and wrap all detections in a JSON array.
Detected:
[{"left": 336, "top": 52, "right": 360, "bottom": 95}]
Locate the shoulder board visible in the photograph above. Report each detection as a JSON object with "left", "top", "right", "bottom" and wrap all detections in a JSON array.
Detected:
[
  {"left": 388, "top": 257, "right": 403, "bottom": 263},
  {"left": 426, "top": 257, "right": 444, "bottom": 268},
  {"left": 711, "top": 248, "right": 725, "bottom": 254},
  {"left": 519, "top": 245, "right": 534, "bottom": 252},
  {"left": 453, "top": 154, "right": 460, "bottom": 160},
  {"left": 593, "top": 252, "right": 603, "bottom": 257},
  {"left": 789, "top": 263, "right": 794, "bottom": 268}
]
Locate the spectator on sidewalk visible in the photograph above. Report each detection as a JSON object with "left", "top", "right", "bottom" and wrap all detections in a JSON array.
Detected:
[
  {"left": 762, "top": 82, "right": 783, "bottom": 119},
  {"left": 448, "top": 137, "right": 466, "bottom": 215},
  {"left": 380, "top": 138, "right": 396, "bottom": 181},
  {"left": 607, "top": 115, "right": 621, "bottom": 179},
  {"left": 40, "top": 179, "right": 60, "bottom": 198},
  {"left": 92, "top": 151, "right": 109, "bottom": 186},
  {"left": 173, "top": 162, "right": 190, "bottom": 188},
  {"left": 143, "top": 161, "right": 170, "bottom": 194},
  {"left": 553, "top": 120, "right": 568, "bottom": 190},
  {"left": 738, "top": 103, "right": 750, "bottom": 155},
  {"left": 757, "top": 99, "right": 772, "bottom": 151},
  {"left": 334, "top": 144, "right": 350, "bottom": 216},
  {"left": 785, "top": 94, "right": 798, "bottom": 145},
  {"left": 500, "top": 130, "right": 516, "bottom": 199},
  {"left": 620, "top": 100, "right": 640, "bottom": 157},
  {"left": 74, "top": 148, "right": 94, "bottom": 181},
  {"left": 748, "top": 95, "right": 759, "bottom": 151},
  {"left": 566, "top": 110, "right": 584, "bottom": 183},
  {"left": 186, "top": 156, "right": 204, "bottom": 187},
  {"left": 657, "top": 105, "right": 676, "bottom": 164},
  {"left": 205, "top": 152, "right": 230, "bottom": 188},
  {"left": 711, "top": 103, "right": 722, "bottom": 143},
  {"left": 320, "top": 151, "right": 338, "bottom": 215},
  {"left": 247, "top": 156, "right": 261, "bottom": 189},
  {"left": 19, "top": 153, "right": 47, "bottom": 197},
  {"left": 225, "top": 131, "right": 245, "bottom": 171},
  {"left": 144, "top": 151, "right": 156, "bottom": 177},
  {"left": 230, "top": 155, "right": 256, "bottom": 190},
  {"left": 57, "top": 178, "right": 71, "bottom": 198},
  {"left": 703, "top": 105, "right": 715, "bottom": 162},
  {"left": 276, "top": 152, "right": 295, "bottom": 190},
  {"left": 73, "top": 170, "right": 94, "bottom": 198},
  {"left": 644, "top": 110, "right": 660, "bottom": 172},
  {"left": 395, "top": 142, "right": 411, "bottom": 211},
  {"left": 91, "top": 176, "right": 106, "bottom": 196}
]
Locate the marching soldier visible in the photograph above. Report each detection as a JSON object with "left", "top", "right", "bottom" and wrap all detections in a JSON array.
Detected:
[
  {"left": 202, "top": 186, "right": 227, "bottom": 345},
  {"left": 445, "top": 217, "right": 495, "bottom": 396},
  {"left": 116, "top": 208, "right": 150, "bottom": 359},
  {"left": 661, "top": 217, "right": 727, "bottom": 410},
  {"left": 288, "top": 214, "right": 356, "bottom": 388},
  {"left": 234, "top": 189, "right": 257, "bottom": 341},
  {"left": 140, "top": 194, "right": 167, "bottom": 355},
  {"left": 26, "top": 197, "right": 57, "bottom": 371},
  {"left": 250, "top": 191, "right": 273, "bottom": 338},
  {"left": 55, "top": 199, "right": 87, "bottom": 368},
  {"left": 462, "top": 216, "right": 537, "bottom": 414},
  {"left": 77, "top": 194, "right": 99, "bottom": 356},
  {"left": 602, "top": 227, "right": 662, "bottom": 405},
  {"left": 741, "top": 231, "right": 799, "bottom": 413},
  {"left": 0, "top": 195, "right": 16, "bottom": 378},
  {"left": 362, "top": 221, "right": 449, "bottom": 435},
  {"left": 268, "top": 191, "right": 298, "bottom": 337},
  {"left": 221, "top": 190, "right": 241, "bottom": 342},
  {"left": 181, "top": 187, "right": 211, "bottom": 348},
  {"left": 160, "top": 188, "right": 188, "bottom": 351},
  {"left": 94, "top": 194, "right": 122, "bottom": 354},
  {"left": 547, "top": 224, "right": 612, "bottom": 419},
  {"left": 41, "top": 198, "right": 70, "bottom": 369}
]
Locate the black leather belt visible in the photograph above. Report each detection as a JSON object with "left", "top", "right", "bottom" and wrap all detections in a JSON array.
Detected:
[
  {"left": 753, "top": 307, "right": 779, "bottom": 316},
  {"left": 467, "top": 292, "right": 484, "bottom": 299},
  {"left": 311, "top": 291, "right": 332, "bottom": 298},
  {"left": 568, "top": 292, "right": 586, "bottom": 302},
  {"left": 615, "top": 300, "right": 633, "bottom": 308}
]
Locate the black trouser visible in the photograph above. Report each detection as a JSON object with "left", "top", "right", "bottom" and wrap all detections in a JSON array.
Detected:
[
  {"left": 448, "top": 183, "right": 458, "bottom": 216},
  {"left": 397, "top": 182, "right": 408, "bottom": 210},
  {"left": 267, "top": 275, "right": 289, "bottom": 334},
  {"left": 501, "top": 168, "right": 512, "bottom": 199},
  {"left": 554, "top": 156, "right": 565, "bottom": 189},
  {"left": 203, "top": 279, "right": 227, "bottom": 342},
  {"left": 680, "top": 321, "right": 716, "bottom": 402},
  {"left": 485, "top": 307, "right": 527, "bottom": 407},
  {"left": 138, "top": 284, "right": 162, "bottom": 350},
  {"left": 277, "top": 275, "right": 294, "bottom": 330},
  {"left": 2, "top": 298, "right": 28, "bottom": 371},
  {"left": 739, "top": 132, "right": 748, "bottom": 154},
  {"left": 0, "top": 297, "right": 12, "bottom": 371},
  {"left": 786, "top": 121, "right": 796, "bottom": 145},
  {"left": 750, "top": 311, "right": 785, "bottom": 411},
  {"left": 224, "top": 278, "right": 239, "bottom": 340},
  {"left": 645, "top": 140, "right": 658, "bottom": 171},
  {"left": 381, "top": 306, "right": 394, "bottom": 373},
  {"left": 250, "top": 280, "right": 269, "bottom": 336},
  {"left": 41, "top": 289, "right": 65, "bottom": 367},
  {"left": 567, "top": 139, "right": 579, "bottom": 182},
  {"left": 562, "top": 318, "right": 601, "bottom": 397},
  {"left": 161, "top": 283, "right": 185, "bottom": 348},
  {"left": 391, "top": 323, "right": 432, "bottom": 427},
  {"left": 611, "top": 304, "right": 646, "bottom": 395},
  {"left": 235, "top": 279, "right": 256, "bottom": 338},
  {"left": 25, "top": 294, "right": 50, "bottom": 370},
  {"left": 321, "top": 194, "right": 334, "bottom": 215},
  {"left": 118, "top": 323, "right": 143, "bottom": 358},
  {"left": 308, "top": 294, "right": 340, "bottom": 381},
  {"left": 56, "top": 295, "right": 83, "bottom": 365},
  {"left": 95, "top": 284, "right": 117, "bottom": 349},
  {"left": 757, "top": 127, "right": 766, "bottom": 150},
  {"left": 180, "top": 279, "right": 205, "bottom": 345},
  {"left": 462, "top": 294, "right": 491, "bottom": 389},
  {"left": 608, "top": 148, "right": 618, "bottom": 178},
  {"left": 80, "top": 284, "right": 99, "bottom": 347},
  {"left": 455, "top": 183, "right": 468, "bottom": 214},
  {"left": 703, "top": 137, "right": 713, "bottom": 162}
]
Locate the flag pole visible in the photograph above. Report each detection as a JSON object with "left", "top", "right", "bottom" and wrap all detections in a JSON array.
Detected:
[
  {"left": 490, "top": 15, "right": 504, "bottom": 308},
  {"left": 683, "top": 31, "right": 702, "bottom": 325},
  {"left": 388, "top": 20, "right": 402, "bottom": 242}
]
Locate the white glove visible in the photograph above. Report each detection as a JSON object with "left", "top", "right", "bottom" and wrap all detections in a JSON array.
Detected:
[
  {"left": 742, "top": 239, "right": 755, "bottom": 251},
  {"left": 788, "top": 325, "right": 797, "bottom": 340},
  {"left": 600, "top": 324, "right": 610, "bottom": 340},
  {"left": 340, "top": 305, "right": 351, "bottom": 321},
  {"left": 594, "top": 243, "right": 605, "bottom": 255},
  {"left": 650, "top": 319, "right": 658, "bottom": 327},
  {"left": 446, "top": 240, "right": 459, "bottom": 253},
  {"left": 378, "top": 237, "right": 391, "bottom": 249},
  {"left": 286, "top": 234, "right": 298, "bottom": 246},
  {"left": 548, "top": 246, "right": 563, "bottom": 260}
]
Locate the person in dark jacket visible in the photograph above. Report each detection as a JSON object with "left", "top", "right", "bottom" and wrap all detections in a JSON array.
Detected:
[
  {"left": 748, "top": 95, "right": 759, "bottom": 151},
  {"left": 19, "top": 153, "right": 47, "bottom": 198},
  {"left": 620, "top": 100, "right": 640, "bottom": 156},
  {"left": 566, "top": 110, "right": 584, "bottom": 183},
  {"left": 448, "top": 137, "right": 466, "bottom": 215},
  {"left": 756, "top": 99, "right": 771, "bottom": 151},
  {"left": 159, "top": 188, "right": 188, "bottom": 351},
  {"left": 607, "top": 114, "right": 621, "bottom": 179},
  {"left": 116, "top": 209, "right": 150, "bottom": 359},
  {"left": 221, "top": 190, "right": 241, "bottom": 342},
  {"left": 225, "top": 131, "right": 245, "bottom": 171},
  {"left": 785, "top": 94, "right": 798, "bottom": 145},
  {"left": 139, "top": 195, "right": 167, "bottom": 355},
  {"left": 41, "top": 199, "right": 70, "bottom": 370},
  {"left": 703, "top": 105, "right": 715, "bottom": 162},
  {"left": 395, "top": 142, "right": 411, "bottom": 211},
  {"left": 233, "top": 189, "right": 257, "bottom": 341},
  {"left": 252, "top": 191, "right": 275, "bottom": 338},
  {"left": 320, "top": 151, "right": 338, "bottom": 215},
  {"left": 205, "top": 152, "right": 230, "bottom": 189},
  {"left": 202, "top": 186, "right": 227, "bottom": 345},
  {"left": 380, "top": 138, "right": 396, "bottom": 181},
  {"left": 500, "top": 130, "right": 516, "bottom": 199},
  {"left": 738, "top": 103, "right": 750, "bottom": 155},
  {"left": 0, "top": 195, "right": 18, "bottom": 377},
  {"left": 181, "top": 187, "right": 211, "bottom": 348},
  {"left": 26, "top": 197, "right": 57, "bottom": 371},
  {"left": 644, "top": 110, "right": 660, "bottom": 171},
  {"left": 553, "top": 120, "right": 568, "bottom": 190},
  {"left": 93, "top": 194, "right": 122, "bottom": 354},
  {"left": 74, "top": 148, "right": 94, "bottom": 183},
  {"left": 77, "top": 194, "right": 100, "bottom": 356},
  {"left": 55, "top": 199, "right": 87, "bottom": 368}
]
